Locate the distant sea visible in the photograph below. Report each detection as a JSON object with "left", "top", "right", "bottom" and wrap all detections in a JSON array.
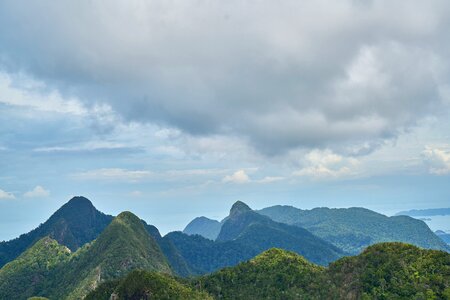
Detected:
[{"left": 413, "top": 215, "right": 450, "bottom": 233}]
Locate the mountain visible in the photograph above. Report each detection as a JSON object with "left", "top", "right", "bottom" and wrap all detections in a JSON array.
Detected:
[
  {"left": 196, "top": 243, "right": 450, "bottom": 299},
  {"left": 163, "top": 231, "right": 260, "bottom": 275},
  {"left": 0, "top": 211, "right": 171, "bottom": 299},
  {"left": 0, "top": 237, "right": 71, "bottom": 299},
  {"left": 436, "top": 230, "right": 450, "bottom": 244},
  {"left": 396, "top": 207, "right": 450, "bottom": 216},
  {"left": 143, "top": 221, "right": 194, "bottom": 277},
  {"left": 0, "top": 196, "right": 113, "bottom": 268},
  {"left": 325, "top": 242, "right": 450, "bottom": 299},
  {"left": 85, "top": 270, "right": 212, "bottom": 300},
  {"left": 258, "top": 205, "right": 450, "bottom": 254},
  {"left": 216, "top": 201, "right": 344, "bottom": 265},
  {"left": 195, "top": 248, "right": 324, "bottom": 299},
  {"left": 164, "top": 201, "right": 343, "bottom": 275},
  {"left": 89, "top": 242, "right": 450, "bottom": 299},
  {"left": 183, "top": 216, "right": 222, "bottom": 240}
]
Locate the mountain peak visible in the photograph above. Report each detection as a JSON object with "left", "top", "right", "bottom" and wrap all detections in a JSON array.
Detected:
[
  {"left": 230, "top": 201, "right": 251, "bottom": 216},
  {"left": 66, "top": 196, "right": 92, "bottom": 205},
  {"left": 57, "top": 196, "right": 95, "bottom": 215},
  {"left": 115, "top": 211, "right": 142, "bottom": 226}
]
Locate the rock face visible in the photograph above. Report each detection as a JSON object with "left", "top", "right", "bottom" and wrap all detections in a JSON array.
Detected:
[{"left": 229, "top": 201, "right": 252, "bottom": 216}]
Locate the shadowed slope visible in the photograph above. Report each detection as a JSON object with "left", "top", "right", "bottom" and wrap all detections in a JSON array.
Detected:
[{"left": 0, "top": 196, "right": 113, "bottom": 268}]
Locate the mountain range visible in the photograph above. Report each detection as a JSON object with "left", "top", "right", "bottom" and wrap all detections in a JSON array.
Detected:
[
  {"left": 0, "top": 196, "right": 449, "bottom": 299},
  {"left": 184, "top": 204, "right": 449, "bottom": 254},
  {"left": 396, "top": 208, "right": 450, "bottom": 217},
  {"left": 86, "top": 243, "right": 450, "bottom": 299}
]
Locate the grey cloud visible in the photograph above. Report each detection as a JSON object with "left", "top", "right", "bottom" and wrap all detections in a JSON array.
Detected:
[{"left": 1, "top": 0, "right": 449, "bottom": 155}]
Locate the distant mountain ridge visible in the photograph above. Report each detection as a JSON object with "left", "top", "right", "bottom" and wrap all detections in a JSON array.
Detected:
[
  {"left": 166, "top": 201, "right": 343, "bottom": 274},
  {"left": 396, "top": 207, "right": 450, "bottom": 216},
  {"left": 258, "top": 205, "right": 449, "bottom": 253},
  {"left": 183, "top": 216, "right": 221, "bottom": 240}
]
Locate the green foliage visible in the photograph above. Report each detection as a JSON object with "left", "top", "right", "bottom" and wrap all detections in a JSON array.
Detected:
[
  {"left": 197, "top": 244, "right": 450, "bottom": 300},
  {"left": 0, "top": 196, "right": 113, "bottom": 268},
  {"left": 86, "top": 270, "right": 212, "bottom": 300},
  {"left": 258, "top": 206, "right": 450, "bottom": 254},
  {"left": 0, "top": 212, "right": 171, "bottom": 300},
  {"left": 194, "top": 248, "right": 324, "bottom": 299},
  {"left": 0, "top": 237, "right": 71, "bottom": 300},
  {"left": 326, "top": 242, "right": 450, "bottom": 299}
]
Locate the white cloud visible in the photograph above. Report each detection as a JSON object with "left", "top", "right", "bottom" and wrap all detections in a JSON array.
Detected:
[
  {"left": 0, "top": 72, "right": 87, "bottom": 116},
  {"left": 24, "top": 185, "right": 50, "bottom": 198},
  {"left": 222, "top": 170, "right": 283, "bottom": 184},
  {"left": 423, "top": 146, "right": 450, "bottom": 175},
  {"left": 256, "top": 176, "right": 285, "bottom": 184},
  {"left": 33, "top": 141, "right": 129, "bottom": 153},
  {"left": 71, "top": 168, "right": 153, "bottom": 182},
  {"left": 293, "top": 149, "right": 359, "bottom": 179},
  {"left": 0, "top": 189, "right": 15, "bottom": 199},
  {"left": 223, "top": 170, "right": 251, "bottom": 184}
]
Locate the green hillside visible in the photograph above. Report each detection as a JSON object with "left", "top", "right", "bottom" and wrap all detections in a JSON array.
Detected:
[
  {"left": 195, "top": 248, "right": 324, "bottom": 299},
  {"left": 0, "top": 196, "right": 113, "bottom": 268},
  {"left": 85, "top": 270, "right": 212, "bottom": 300},
  {"left": 258, "top": 205, "right": 450, "bottom": 254},
  {"left": 197, "top": 243, "right": 450, "bottom": 299},
  {"left": 325, "top": 242, "right": 450, "bottom": 299},
  {"left": 0, "top": 237, "right": 71, "bottom": 299},
  {"left": 85, "top": 242, "right": 450, "bottom": 300},
  {"left": 0, "top": 211, "right": 171, "bottom": 300}
]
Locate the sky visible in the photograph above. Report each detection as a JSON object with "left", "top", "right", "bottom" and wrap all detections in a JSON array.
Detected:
[{"left": 0, "top": 0, "right": 450, "bottom": 241}]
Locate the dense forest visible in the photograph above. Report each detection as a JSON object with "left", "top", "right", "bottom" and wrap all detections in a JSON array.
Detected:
[{"left": 86, "top": 244, "right": 450, "bottom": 300}]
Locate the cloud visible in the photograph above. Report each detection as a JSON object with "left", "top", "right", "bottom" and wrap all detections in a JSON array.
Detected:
[
  {"left": 0, "top": 72, "right": 87, "bottom": 116},
  {"left": 23, "top": 185, "right": 50, "bottom": 198},
  {"left": 223, "top": 170, "right": 251, "bottom": 184},
  {"left": 0, "top": 189, "right": 15, "bottom": 199},
  {"left": 256, "top": 176, "right": 285, "bottom": 184},
  {"left": 293, "top": 149, "right": 359, "bottom": 179},
  {"left": 223, "top": 170, "right": 283, "bottom": 184},
  {"left": 71, "top": 168, "right": 153, "bottom": 182},
  {"left": 423, "top": 146, "right": 450, "bottom": 175},
  {"left": 0, "top": 1, "right": 449, "bottom": 155},
  {"left": 33, "top": 141, "right": 135, "bottom": 153}
]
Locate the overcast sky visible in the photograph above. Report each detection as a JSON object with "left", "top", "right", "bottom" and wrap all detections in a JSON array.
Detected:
[{"left": 1, "top": 0, "right": 450, "bottom": 240}]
